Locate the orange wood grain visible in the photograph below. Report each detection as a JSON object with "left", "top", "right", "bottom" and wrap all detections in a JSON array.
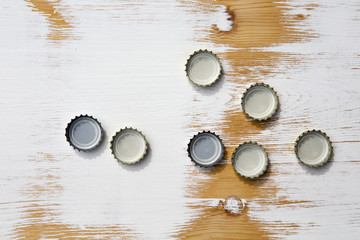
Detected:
[
  {"left": 25, "top": 0, "right": 74, "bottom": 41},
  {"left": 177, "top": 0, "right": 314, "bottom": 239},
  {"left": 12, "top": 153, "right": 136, "bottom": 239},
  {"left": 4, "top": 0, "right": 358, "bottom": 239},
  {"left": 15, "top": 0, "right": 313, "bottom": 238}
]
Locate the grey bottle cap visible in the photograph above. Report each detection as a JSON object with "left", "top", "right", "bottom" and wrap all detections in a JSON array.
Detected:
[
  {"left": 185, "top": 50, "right": 222, "bottom": 87},
  {"left": 241, "top": 83, "right": 279, "bottom": 121},
  {"left": 295, "top": 130, "right": 332, "bottom": 167},
  {"left": 110, "top": 127, "right": 148, "bottom": 164},
  {"left": 187, "top": 131, "right": 225, "bottom": 167},
  {"left": 65, "top": 115, "right": 104, "bottom": 151},
  {"left": 232, "top": 141, "right": 268, "bottom": 178}
]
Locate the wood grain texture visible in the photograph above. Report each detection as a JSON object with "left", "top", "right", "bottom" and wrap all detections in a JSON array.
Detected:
[
  {"left": 178, "top": 0, "right": 360, "bottom": 239},
  {"left": 177, "top": 0, "right": 312, "bottom": 239},
  {"left": 24, "top": 0, "right": 74, "bottom": 41},
  {"left": 0, "top": 0, "right": 359, "bottom": 239},
  {"left": 10, "top": 153, "right": 136, "bottom": 239}
]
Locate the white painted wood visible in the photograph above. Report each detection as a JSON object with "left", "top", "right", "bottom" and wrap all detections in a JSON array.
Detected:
[
  {"left": 0, "top": 1, "right": 232, "bottom": 239},
  {"left": 0, "top": 0, "right": 359, "bottom": 239}
]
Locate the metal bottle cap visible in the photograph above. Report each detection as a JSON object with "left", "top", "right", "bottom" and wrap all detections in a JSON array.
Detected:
[
  {"left": 232, "top": 141, "right": 268, "bottom": 178},
  {"left": 185, "top": 50, "right": 222, "bottom": 87},
  {"left": 111, "top": 127, "right": 148, "bottom": 164},
  {"left": 65, "top": 114, "right": 104, "bottom": 151},
  {"left": 241, "top": 83, "right": 279, "bottom": 121},
  {"left": 187, "top": 131, "right": 224, "bottom": 167},
  {"left": 295, "top": 130, "right": 332, "bottom": 167}
]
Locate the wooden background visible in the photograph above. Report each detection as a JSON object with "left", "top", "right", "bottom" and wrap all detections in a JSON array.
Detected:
[{"left": 1, "top": 0, "right": 359, "bottom": 239}]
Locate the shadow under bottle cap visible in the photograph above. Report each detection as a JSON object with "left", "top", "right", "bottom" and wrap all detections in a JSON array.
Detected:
[
  {"left": 65, "top": 114, "right": 104, "bottom": 151},
  {"left": 185, "top": 50, "right": 222, "bottom": 87},
  {"left": 187, "top": 131, "right": 224, "bottom": 167}
]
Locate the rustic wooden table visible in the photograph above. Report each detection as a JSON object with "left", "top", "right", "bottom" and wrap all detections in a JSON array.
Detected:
[{"left": 1, "top": 0, "right": 359, "bottom": 239}]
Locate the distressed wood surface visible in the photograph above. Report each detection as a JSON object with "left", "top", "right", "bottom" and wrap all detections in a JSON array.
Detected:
[{"left": 1, "top": 0, "right": 359, "bottom": 239}]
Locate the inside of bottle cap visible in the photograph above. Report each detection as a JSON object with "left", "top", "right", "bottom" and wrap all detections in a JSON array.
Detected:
[
  {"left": 297, "top": 132, "right": 330, "bottom": 166},
  {"left": 233, "top": 143, "right": 267, "bottom": 178},
  {"left": 69, "top": 117, "right": 102, "bottom": 150},
  {"left": 187, "top": 52, "right": 221, "bottom": 86},
  {"left": 190, "top": 133, "right": 223, "bottom": 166},
  {"left": 113, "top": 129, "right": 147, "bottom": 164},
  {"left": 243, "top": 85, "right": 277, "bottom": 119}
]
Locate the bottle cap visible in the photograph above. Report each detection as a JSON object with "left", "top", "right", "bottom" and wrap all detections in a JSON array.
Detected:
[
  {"left": 65, "top": 115, "right": 104, "bottom": 151},
  {"left": 185, "top": 50, "right": 222, "bottom": 87},
  {"left": 232, "top": 141, "right": 268, "bottom": 178},
  {"left": 111, "top": 127, "right": 148, "bottom": 164},
  {"left": 241, "top": 83, "right": 279, "bottom": 121},
  {"left": 295, "top": 130, "right": 332, "bottom": 167},
  {"left": 187, "top": 131, "right": 224, "bottom": 167}
]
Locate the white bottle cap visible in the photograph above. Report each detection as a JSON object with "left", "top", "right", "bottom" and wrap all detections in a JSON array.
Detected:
[
  {"left": 241, "top": 83, "right": 279, "bottom": 121},
  {"left": 186, "top": 50, "right": 222, "bottom": 87},
  {"left": 295, "top": 130, "right": 332, "bottom": 167},
  {"left": 111, "top": 127, "right": 148, "bottom": 164},
  {"left": 232, "top": 142, "right": 268, "bottom": 178}
]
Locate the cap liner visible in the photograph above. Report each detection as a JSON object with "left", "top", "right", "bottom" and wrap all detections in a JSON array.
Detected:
[
  {"left": 66, "top": 115, "right": 103, "bottom": 151},
  {"left": 188, "top": 131, "right": 224, "bottom": 167},
  {"left": 111, "top": 128, "right": 148, "bottom": 164},
  {"left": 242, "top": 83, "right": 279, "bottom": 121},
  {"left": 186, "top": 50, "right": 222, "bottom": 86},
  {"left": 232, "top": 142, "right": 268, "bottom": 178},
  {"left": 295, "top": 130, "right": 332, "bottom": 167}
]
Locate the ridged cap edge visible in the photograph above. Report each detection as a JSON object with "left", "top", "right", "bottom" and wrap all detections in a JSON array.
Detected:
[
  {"left": 187, "top": 131, "right": 225, "bottom": 167},
  {"left": 294, "top": 129, "right": 332, "bottom": 167},
  {"left": 110, "top": 127, "right": 148, "bottom": 164},
  {"left": 65, "top": 114, "right": 104, "bottom": 152},
  {"left": 231, "top": 141, "right": 269, "bottom": 179},
  {"left": 241, "top": 83, "right": 279, "bottom": 121},
  {"left": 185, "top": 49, "right": 223, "bottom": 87}
]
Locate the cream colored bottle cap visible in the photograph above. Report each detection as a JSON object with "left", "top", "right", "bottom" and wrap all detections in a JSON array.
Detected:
[
  {"left": 111, "top": 127, "right": 148, "bottom": 164},
  {"left": 187, "top": 131, "right": 224, "bottom": 167},
  {"left": 295, "top": 130, "right": 332, "bottom": 167},
  {"left": 241, "top": 83, "right": 279, "bottom": 121},
  {"left": 185, "top": 50, "right": 222, "bottom": 87},
  {"left": 232, "top": 142, "right": 268, "bottom": 178}
]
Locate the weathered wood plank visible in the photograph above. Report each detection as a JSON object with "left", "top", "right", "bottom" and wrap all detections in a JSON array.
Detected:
[{"left": 0, "top": 0, "right": 359, "bottom": 239}]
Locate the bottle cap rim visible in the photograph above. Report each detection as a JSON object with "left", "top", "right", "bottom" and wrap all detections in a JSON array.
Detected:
[
  {"left": 187, "top": 131, "right": 224, "bottom": 167},
  {"left": 241, "top": 83, "right": 279, "bottom": 121},
  {"left": 111, "top": 127, "right": 148, "bottom": 164},
  {"left": 65, "top": 114, "right": 104, "bottom": 151},
  {"left": 232, "top": 141, "right": 269, "bottom": 178},
  {"left": 185, "top": 49, "right": 222, "bottom": 87},
  {"left": 295, "top": 130, "right": 332, "bottom": 167}
]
